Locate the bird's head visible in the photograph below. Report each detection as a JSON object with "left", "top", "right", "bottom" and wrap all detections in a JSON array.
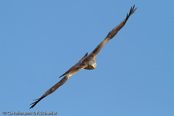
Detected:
[
  {"left": 89, "top": 59, "right": 97, "bottom": 69},
  {"left": 85, "top": 59, "right": 97, "bottom": 70}
]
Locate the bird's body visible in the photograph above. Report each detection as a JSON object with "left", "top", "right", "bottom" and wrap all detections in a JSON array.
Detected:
[
  {"left": 30, "top": 5, "right": 137, "bottom": 109},
  {"left": 84, "top": 58, "right": 96, "bottom": 70}
]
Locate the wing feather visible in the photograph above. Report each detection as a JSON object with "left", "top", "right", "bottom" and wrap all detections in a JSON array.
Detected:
[
  {"left": 89, "top": 5, "right": 137, "bottom": 58},
  {"left": 30, "top": 60, "right": 87, "bottom": 109},
  {"left": 59, "top": 52, "right": 88, "bottom": 78}
]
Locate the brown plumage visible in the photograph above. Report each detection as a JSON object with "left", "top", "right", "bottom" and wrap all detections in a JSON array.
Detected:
[{"left": 30, "top": 5, "right": 137, "bottom": 109}]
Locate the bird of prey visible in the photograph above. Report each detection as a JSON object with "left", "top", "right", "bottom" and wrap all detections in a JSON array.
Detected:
[{"left": 30, "top": 5, "right": 137, "bottom": 109}]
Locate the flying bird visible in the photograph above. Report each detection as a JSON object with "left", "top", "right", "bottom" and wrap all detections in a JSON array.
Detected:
[{"left": 30, "top": 5, "right": 137, "bottom": 109}]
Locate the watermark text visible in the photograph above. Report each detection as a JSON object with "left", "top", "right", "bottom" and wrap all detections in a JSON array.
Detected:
[{"left": 2, "top": 111, "right": 57, "bottom": 115}]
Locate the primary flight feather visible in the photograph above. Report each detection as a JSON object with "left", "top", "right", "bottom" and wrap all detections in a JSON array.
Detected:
[{"left": 30, "top": 5, "right": 137, "bottom": 109}]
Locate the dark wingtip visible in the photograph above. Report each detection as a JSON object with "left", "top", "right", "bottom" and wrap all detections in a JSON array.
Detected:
[
  {"left": 125, "top": 5, "right": 137, "bottom": 21},
  {"left": 59, "top": 75, "right": 63, "bottom": 78},
  {"left": 85, "top": 52, "right": 88, "bottom": 56},
  {"left": 29, "top": 96, "right": 45, "bottom": 109},
  {"left": 59, "top": 73, "right": 66, "bottom": 78},
  {"left": 133, "top": 4, "right": 137, "bottom": 12}
]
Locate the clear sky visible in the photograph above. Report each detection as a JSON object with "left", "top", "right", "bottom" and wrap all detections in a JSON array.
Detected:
[{"left": 0, "top": 0, "right": 173, "bottom": 116}]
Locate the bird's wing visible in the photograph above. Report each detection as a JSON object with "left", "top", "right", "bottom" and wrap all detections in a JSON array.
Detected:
[
  {"left": 59, "top": 52, "right": 88, "bottom": 78},
  {"left": 30, "top": 61, "right": 87, "bottom": 109},
  {"left": 88, "top": 5, "right": 137, "bottom": 58}
]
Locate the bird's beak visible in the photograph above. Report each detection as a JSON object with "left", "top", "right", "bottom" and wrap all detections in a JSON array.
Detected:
[{"left": 92, "top": 65, "right": 96, "bottom": 69}]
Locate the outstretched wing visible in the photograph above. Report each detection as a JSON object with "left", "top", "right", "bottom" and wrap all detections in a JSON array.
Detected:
[
  {"left": 59, "top": 52, "right": 88, "bottom": 78},
  {"left": 89, "top": 5, "right": 137, "bottom": 58},
  {"left": 30, "top": 61, "right": 87, "bottom": 109}
]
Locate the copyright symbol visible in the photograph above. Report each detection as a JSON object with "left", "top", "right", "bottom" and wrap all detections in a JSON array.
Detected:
[{"left": 2, "top": 112, "right": 7, "bottom": 115}]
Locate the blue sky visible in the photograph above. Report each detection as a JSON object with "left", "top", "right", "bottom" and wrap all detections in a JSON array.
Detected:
[{"left": 0, "top": 0, "right": 173, "bottom": 116}]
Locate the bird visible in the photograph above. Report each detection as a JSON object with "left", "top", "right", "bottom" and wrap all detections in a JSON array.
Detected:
[{"left": 30, "top": 5, "right": 137, "bottom": 109}]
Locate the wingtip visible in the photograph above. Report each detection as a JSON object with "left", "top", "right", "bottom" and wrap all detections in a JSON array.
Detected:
[
  {"left": 128, "top": 5, "right": 137, "bottom": 16},
  {"left": 124, "top": 5, "right": 137, "bottom": 23},
  {"left": 59, "top": 74, "right": 65, "bottom": 78},
  {"left": 132, "top": 4, "right": 137, "bottom": 12},
  {"left": 29, "top": 96, "right": 45, "bottom": 109},
  {"left": 133, "top": 4, "right": 135, "bottom": 8},
  {"left": 85, "top": 52, "right": 88, "bottom": 57}
]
